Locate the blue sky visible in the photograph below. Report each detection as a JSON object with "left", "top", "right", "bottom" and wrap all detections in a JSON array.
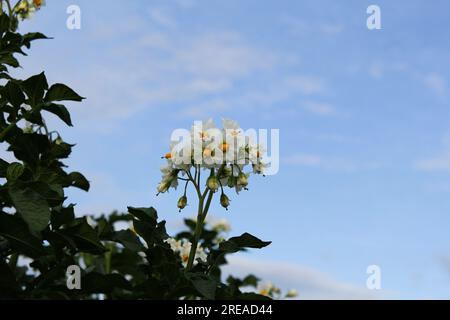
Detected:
[{"left": 9, "top": 0, "right": 450, "bottom": 298}]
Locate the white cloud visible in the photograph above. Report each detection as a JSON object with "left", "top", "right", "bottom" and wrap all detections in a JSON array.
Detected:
[
  {"left": 282, "top": 16, "right": 344, "bottom": 37},
  {"left": 414, "top": 154, "right": 450, "bottom": 172},
  {"left": 284, "top": 153, "right": 322, "bottom": 166},
  {"left": 423, "top": 73, "right": 446, "bottom": 95},
  {"left": 284, "top": 153, "right": 383, "bottom": 172},
  {"left": 175, "top": 0, "right": 196, "bottom": 8},
  {"left": 414, "top": 136, "right": 450, "bottom": 172},
  {"left": 368, "top": 62, "right": 383, "bottom": 79},
  {"left": 148, "top": 8, "right": 177, "bottom": 29},
  {"left": 173, "top": 32, "right": 275, "bottom": 78},
  {"left": 319, "top": 23, "right": 344, "bottom": 35},
  {"left": 284, "top": 76, "right": 326, "bottom": 95},
  {"left": 223, "top": 256, "right": 382, "bottom": 299},
  {"left": 301, "top": 100, "right": 335, "bottom": 116}
]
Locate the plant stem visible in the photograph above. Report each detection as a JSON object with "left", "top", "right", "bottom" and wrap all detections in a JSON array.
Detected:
[
  {"left": 185, "top": 189, "right": 214, "bottom": 271},
  {"left": 8, "top": 252, "right": 18, "bottom": 269},
  {"left": 0, "top": 120, "right": 18, "bottom": 141},
  {"left": 104, "top": 243, "right": 112, "bottom": 274}
]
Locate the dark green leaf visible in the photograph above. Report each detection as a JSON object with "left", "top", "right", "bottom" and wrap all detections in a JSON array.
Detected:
[
  {"left": 82, "top": 273, "right": 131, "bottom": 294},
  {"left": 127, "top": 206, "right": 158, "bottom": 222},
  {"left": 61, "top": 218, "right": 105, "bottom": 254},
  {"left": 22, "top": 32, "right": 49, "bottom": 48},
  {"left": 185, "top": 273, "right": 217, "bottom": 300},
  {"left": 219, "top": 233, "right": 271, "bottom": 253},
  {"left": 21, "top": 72, "right": 48, "bottom": 106},
  {"left": 41, "top": 103, "right": 72, "bottom": 126},
  {"left": 51, "top": 204, "right": 75, "bottom": 229},
  {"left": 4, "top": 81, "right": 25, "bottom": 107},
  {"left": 8, "top": 185, "right": 51, "bottom": 232},
  {"left": 0, "top": 54, "right": 19, "bottom": 68},
  {"left": 0, "top": 213, "right": 45, "bottom": 258},
  {"left": 6, "top": 162, "right": 24, "bottom": 181},
  {"left": 68, "top": 171, "right": 89, "bottom": 191},
  {"left": 45, "top": 83, "right": 84, "bottom": 102},
  {"left": 113, "top": 229, "right": 144, "bottom": 252}
]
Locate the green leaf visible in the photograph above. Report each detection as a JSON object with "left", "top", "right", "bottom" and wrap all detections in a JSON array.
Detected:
[
  {"left": 0, "top": 14, "right": 9, "bottom": 33},
  {"left": 0, "top": 213, "right": 45, "bottom": 258},
  {"left": 127, "top": 206, "right": 158, "bottom": 222},
  {"left": 112, "top": 229, "right": 144, "bottom": 252},
  {"left": 51, "top": 204, "right": 75, "bottom": 229},
  {"left": 4, "top": 81, "right": 25, "bottom": 107},
  {"left": 61, "top": 218, "right": 105, "bottom": 254},
  {"left": 0, "top": 158, "right": 8, "bottom": 177},
  {"left": 82, "top": 273, "right": 131, "bottom": 294},
  {"left": 0, "top": 260, "right": 19, "bottom": 299},
  {"left": 22, "top": 32, "right": 49, "bottom": 48},
  {"left": 185, "top": 273, "right": 217, "bottom": 300},
  {"left": 41, "top": 103, "right": 72, "bottom": 126},
  {"left": 68, "top": 172, "right": 90, "bottom": 191},
  {"left": 21, "top": 72, "right": 48, "bottom": 106},
  {"left": 219, "top": 233, "right": 271, "bottom": 253},
  {"left": 8, "top": 185, "right": 51, "bottom": 232},
  {"left": 45, "top": 83, "right": 84, "bottom": 102},
  {"left": 6, "top": 162, "right": 24, "bottom": 181},
  {"left": 0, "top": 54, "right": 19, "bottom": 68}
]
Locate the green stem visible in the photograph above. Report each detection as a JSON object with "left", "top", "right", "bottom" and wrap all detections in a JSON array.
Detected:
[
  {"left": 0, "top": 120, "right": 18, "bottom": 141},
  {"left": 104, "top": 243, "right": 112, "bottom": 274},
  {"left": 185, "top": 189, "right": 214, "bottom": 271},
  {"left": 8, "top": 252, "right": 18, "bottom": 269}
]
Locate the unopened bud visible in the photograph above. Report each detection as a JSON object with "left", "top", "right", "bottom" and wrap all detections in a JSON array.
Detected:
[
  {"left": 157, "top": 180, "right": 170, "bottom": 194},
  {"left": 237, "top": 172, "right": 248, "bottom": 187},
  {"left": 220, "top": 193, "right": 230, "bottom": 210},
  {"left": 177, "top": 195, "right": 187, "bottom": 211},
  {"left": 206, "top": 175, "right": 219, "bottom": 191}
]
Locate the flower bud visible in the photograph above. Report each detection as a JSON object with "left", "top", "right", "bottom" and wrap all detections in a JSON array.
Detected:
[
  {"left": 157, "top": 180, "right": 170, "bottom": 194},
  {"left": 286, "top": 289, "right": 298, "bottom": 298},
  {"left": 220, "top": 166, "right": 232, "bottom": 178},
  {"left": 177, "top": 195, "right": 187, "bottom": 211},
  {"left": 227, "top": 176, "right": 236, "bottom": 188},
  {"left": 237, "top": 172, "right": 248, "bottom": 187},
  {"left": 206, "top": 175, "right": 219, "bottom": 191},
  {"left": 220, "top": 193, "right": 230, "bottom": 210}
]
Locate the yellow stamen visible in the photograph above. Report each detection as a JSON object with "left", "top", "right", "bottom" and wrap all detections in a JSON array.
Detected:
[
  {"left": 164, "top": 153, "right": 172, "bottom": 159},
  {"left": 221, "top": 143, "right": 229, "bottom": 152},
  {"left": 203, "top": 148, "right": 212, "bottom": 157}
]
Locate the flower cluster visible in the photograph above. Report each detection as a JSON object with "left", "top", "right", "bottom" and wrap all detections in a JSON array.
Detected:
[
  {"left": 164, "top": 238, "right": 208, "bottom": 268},
  {"left": 257, "top": 282, "right": 298, "bottom": 299},
  {"left": 157, "top": 119, "right": 267, "bottom": 211},
  {"left": 13, "top": 0, "right": 44, "bottom": 20}
]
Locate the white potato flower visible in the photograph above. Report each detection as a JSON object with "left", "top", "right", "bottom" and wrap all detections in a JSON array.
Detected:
[
  {"left": 210, "top": 218, "right": 231, "bottom": 233},
  {"left": 165, "top": 238, "right": 208, "bottom": 268},
  {"left": 157, "top": 118, "right": 268, "bottom": 209}
]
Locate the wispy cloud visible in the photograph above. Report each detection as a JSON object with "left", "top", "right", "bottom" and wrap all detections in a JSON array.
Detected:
[
  {"left": 284, "top": 153, "right": 357, "bottom": 171},
  {"left": 423, "top": 73, "right": 446, "bottom": 96},
  {"left": 148, "top": 8, "right": 178, "bottom": 29},
  {"left": 284, "top": 153, "right": 323, "bottom": 166},
  {"left": 414, "top": 154, "right": 450, "bottom": 172},
  {"left": 282, "top": 16, "right": 344, "bottom": 36},
  {"left": 223, "top": 256, "right": 382, "bottom": 299},
  {"left": 301, "top": 100, "right": 335, "bottom": 116},
  {"left": 414, "top": 136, "right": 450, "bottom": 172},
  {"left": 284, "top": 153, "right": 383, "bottom": 172}
]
